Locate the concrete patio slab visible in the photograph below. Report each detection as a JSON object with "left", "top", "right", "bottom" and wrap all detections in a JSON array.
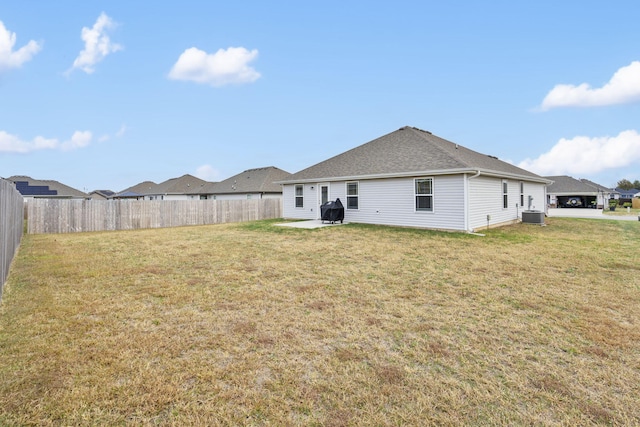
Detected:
[{"left": 275, "top": 220, "right": 347, "bottom": 229}]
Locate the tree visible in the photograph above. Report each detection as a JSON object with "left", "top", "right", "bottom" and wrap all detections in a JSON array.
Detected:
[
  {"left": 617, "top": 179, "right": 634, "bottom": 190},
  {"left": 634, "top": 180, "right": 640, "bottom": 189}
]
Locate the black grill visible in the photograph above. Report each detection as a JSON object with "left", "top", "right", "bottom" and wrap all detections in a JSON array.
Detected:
[{"left": 320, "top": 198, "right": 344, "bottom": 224}]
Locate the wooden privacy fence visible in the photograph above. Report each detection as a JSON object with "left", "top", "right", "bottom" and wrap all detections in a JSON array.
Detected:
[
  {"left": 27, "top": 198, "right": 282, "bottom": 234},
  {"left": 1, "top": 179, "right": 24, "bottom": 301}
]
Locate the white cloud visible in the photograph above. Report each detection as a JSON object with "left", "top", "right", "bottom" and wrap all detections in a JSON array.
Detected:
[
  {"left": 195, "top": 165, "right": 220, "bottom": 181},
  {"left": 518, "top": 130, "right": 640, "bottom": 175},
  {"left": 540, "top": 61, "right": 640, "bottom": 110},
  {"left": 0, "top": 20, "right": 41, "bottom": 71},
  {"left": 0, "top": 130, "right": 93, "bottom": 153},
  {"left": 168, "top": 46, "right": 260, "bottom": 87},
  {"left": 61, "top": 130, "right": 92, "bottom": 150},
  {"left": 98, "top": 124, "right": 126, "bottom": 142},
  {"left": 115, "top": 124, "right": 127, "bottom": 137},
  {"left": 67, "top": 12, "right": 122, "bottom": 75}
]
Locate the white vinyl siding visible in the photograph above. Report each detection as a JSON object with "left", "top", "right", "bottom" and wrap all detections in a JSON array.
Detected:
[
  {"left": 208, "top": 193, "right": 269, "bottom": 201},
  {"left": 261, "top": 193, "right": 283, "bottom": 200},
  {"left": 353, "top": 175, "right": 463, "bottom": 229},
  {"left": 284, "top": 176, "right": 463, "bottom": 230},
  {"left": 282, "top": 184, "right": 317, "bottom": 219},
  {"left": 469, "top": 176, "right": 546, "bottom": 230},
  {"left": 283, "top": 175, "right": 546, "bottom": 232}
]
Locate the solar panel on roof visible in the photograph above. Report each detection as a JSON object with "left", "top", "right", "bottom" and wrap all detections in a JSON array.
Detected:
[{"left": 15, "top": 181, "right": 58, "bottom": 196}]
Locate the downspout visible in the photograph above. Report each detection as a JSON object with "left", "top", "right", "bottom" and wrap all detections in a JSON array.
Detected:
[{"left": 466, "top": 171, "right": 481, "bottom": 232}]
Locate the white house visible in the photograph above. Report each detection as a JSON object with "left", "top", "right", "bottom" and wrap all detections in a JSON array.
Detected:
[
  {"left": 199, "top": 167, "right": 290, "bottom": 200},
  {"left": 277, "top": 126, "right": 551, "bottom": 232}
]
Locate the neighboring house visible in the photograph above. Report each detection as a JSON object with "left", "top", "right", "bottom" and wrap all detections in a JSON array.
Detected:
[
  {"left": 114, "top": 181, "right": 158, "bottom": 200},
  {"left": 545, "top": 176, "right": 612, "bottom": 208},
  {"left": 613, "top": 187, "right": 640, "bottom": 200},
  {"left": 199, "top": 166, "right": 291, "bottom": 200},
  {"left": 115, "top": 175, "right": 209, "bottom": 200},
  {"left": 7, "top": 175, "right": 87, "bottom": 200},
  {"left": 146, "top": 174, "right": 209, "bottom": 200},
  {"left": 89, "top": 190, "right": 116, "bottom": 200},
  {"left": 277, "top": 126, "right": 551, "bottom": 232}
]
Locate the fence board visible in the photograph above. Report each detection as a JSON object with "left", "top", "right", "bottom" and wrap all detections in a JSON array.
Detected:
[
  {"left": 0, "top": 179, "right": 24, "bottom": 301},
  {"left": 27, "top": 198, "right": 282, "bottom": 234}
]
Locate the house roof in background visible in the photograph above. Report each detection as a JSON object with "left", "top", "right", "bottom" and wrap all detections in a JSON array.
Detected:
[
  {"left": 6, "top": 175, "right": 87, "bottom": 198},
  {"left": 579, "top": 178, "right": 612, "bottom": 192},
  {"left": 279, "top": 126, "right": 548, "bottom": 183},
  {"left": 153, "top": 174, "right": 208, "bottom": 195},
  {"left": 614, "top": 187, "right": 640, "bottom": 197},
  {"left": 546, "top": 175, "right": 612, "bottom": 194},
  {"left": 90, "top": 190, "right": 116, "bottom": 198},
  {"left": 200, "top": 166, "right": 290, "bottom": 195},
  {"left": 115, "top": 180, "right": 158, "bottom": 197}
]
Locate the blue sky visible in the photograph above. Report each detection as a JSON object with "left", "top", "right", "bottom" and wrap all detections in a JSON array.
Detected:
[{"left": 1, "top": 1, "right": 639, "bottom": 192}]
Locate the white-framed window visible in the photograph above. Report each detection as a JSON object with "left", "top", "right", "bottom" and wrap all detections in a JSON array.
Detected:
[
  {"left": 520, "top": 181, "right": 524, "bottom": 207},
  {"left": 346, "top": 182, "right": 359, "bottom": 209},
  {"left": 502, "top": 180, "right": 509, "bottom": 209},
  {"left": 415, "top": 178, "right": 433, "bottom": 212},
  {"left": 295, "top": 185, "right": 304, "bottom": 208}
]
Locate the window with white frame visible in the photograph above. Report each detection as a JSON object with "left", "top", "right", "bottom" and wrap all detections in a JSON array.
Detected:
[
  {"left": 415, "top": 178, "right": 433, "bottom": 212},
  {"left": 295, "top": 185, "right": 304, "bottom": 208},
  {"left": 520, "top": 181, "right": 524, "bottom": 207},
  {"left": 346, "top": 182, "right": 359, "bottom": 209},
  {"left": 502, "top": 180, "right": 508, "bottom": 209}
]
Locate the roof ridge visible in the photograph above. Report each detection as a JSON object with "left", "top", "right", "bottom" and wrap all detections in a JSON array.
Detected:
[{"left": 404, "top": 126, "right": 475, "bottom": 169}]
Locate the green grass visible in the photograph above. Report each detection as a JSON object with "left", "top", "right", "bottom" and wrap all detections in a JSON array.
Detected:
[
  {"left": 603, "top": 206, "right": 640, "bottom": 217},
  {"left": 1, "top": 218, "right": 639, "bottom": 426}
]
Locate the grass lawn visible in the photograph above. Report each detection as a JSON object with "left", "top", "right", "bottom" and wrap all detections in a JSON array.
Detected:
[
  {"left": 604, "top": 207, "right": 640, "bottom": 217},
  {"left": 1, "top": 218, "right": 639, "bottom": 426}
]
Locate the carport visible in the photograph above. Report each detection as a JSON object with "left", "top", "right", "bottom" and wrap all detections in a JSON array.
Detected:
[
  {"left": 555, "top": 195, "right": 597, "bottom": 208},
  {"left": 545, "top": 175, "right": 612, "bottom": 209}
]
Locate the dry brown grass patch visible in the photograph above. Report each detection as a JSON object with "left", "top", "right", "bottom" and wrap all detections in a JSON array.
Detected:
[{"left": 0, "top": 218, "right": 639, "bottom": 425}]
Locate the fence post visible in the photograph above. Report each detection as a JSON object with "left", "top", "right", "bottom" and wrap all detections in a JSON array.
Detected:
[{"left": 0, "top": 179, "right": 24, "bottom": 301}]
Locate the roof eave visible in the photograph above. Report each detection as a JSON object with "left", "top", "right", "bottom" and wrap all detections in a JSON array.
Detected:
[{"left": 276, "top": 168, "right": 552, "bottom": 185}]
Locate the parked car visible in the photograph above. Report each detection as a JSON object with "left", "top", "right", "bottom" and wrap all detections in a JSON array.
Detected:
[{"left": 563, "top": 197, "right": 583, "bottom": 208}]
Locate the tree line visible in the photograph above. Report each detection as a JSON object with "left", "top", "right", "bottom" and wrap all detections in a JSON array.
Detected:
[{"left": 616, "top": 179, "right": 640, "bottom": 190}]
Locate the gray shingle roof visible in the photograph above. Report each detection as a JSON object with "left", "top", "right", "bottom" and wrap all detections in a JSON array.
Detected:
[
  {"left": 154, "top": 174, "right": 208, "bottom": 195},
  {"left": 545, "top": 176, "right": 605, "bottom": 194},
  {"left": 579, "top": 179, "right": 612, "bottom": 193},
  {"left": 201, "top": 167, "right": 290, "bottom": 195},
  {"left": 116, "top": 181, "right": 158, "bottom": 197},
  {"left": 7, "top": 175, "right": 87, "bottom": 198},
  {"left": 279, "top": 126, "right": 548, "bottom": 183},
  {"left": 118, "top": 175, "right": 209, "bottom": 197}
]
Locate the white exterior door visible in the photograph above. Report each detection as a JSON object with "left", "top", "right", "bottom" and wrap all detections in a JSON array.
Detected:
[{"left": 318, "top": 183, "right": 330, "bottom": 218}]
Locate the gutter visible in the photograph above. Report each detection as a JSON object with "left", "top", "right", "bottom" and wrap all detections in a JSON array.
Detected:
[
  {"left": 275, "top": 168, "right": 552, "bottom": 186},
  {"left": 464, "top": 171, "right": 481, "bottom": 232}
]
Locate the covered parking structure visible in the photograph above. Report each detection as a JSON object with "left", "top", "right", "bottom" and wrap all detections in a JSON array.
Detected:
[{"left": 545, "top": 175, "right": 612, "bottom": 209}]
